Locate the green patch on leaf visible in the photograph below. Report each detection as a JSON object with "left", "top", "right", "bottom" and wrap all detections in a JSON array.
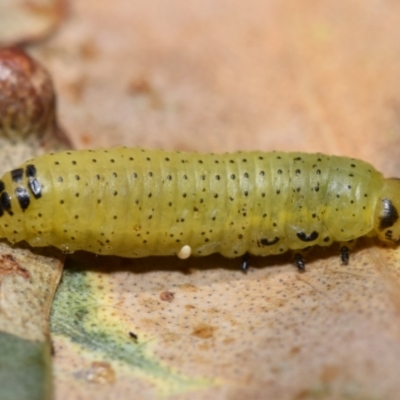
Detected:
[
  {"left": 51, "top": 260, "right": 214, "bottom": 395},
  {"left": 0, "top": 331, "right": 52, "bottom": 400}
]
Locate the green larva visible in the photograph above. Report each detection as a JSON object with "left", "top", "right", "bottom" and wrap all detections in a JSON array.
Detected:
[{"left": 0, "top": 147, "right": 399, "bottom": 270}]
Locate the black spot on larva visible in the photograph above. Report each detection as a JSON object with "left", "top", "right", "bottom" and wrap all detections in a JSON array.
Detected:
[
  {"left": 351, "top": 164, "right": 356, "bottom": 168},
  {"left": 295, "top": 169, "right": 301, "bottom": 175},
  {"left": 11, "top": 168, "right": 24, "bottom": 183},
  {"left": 75, "top": 175, "right": 80, "bottom": 180},
  {"left": 28, "top": 178, "right": 42, "bottom": 198},
  {"left": 294, "top": 157, "right": 302, "bottom": 161},
  {"left": 379, "top": 198, "right": 399, "bottom": 231},
  {"left": 0, "top": 181, "right": 4, "bottom": 193},
  {"left": 238, "top": 234, "right": 243, "bottom": 239},
  {"left": 312, "top": 213, "right": 316, "bottom": 218},
  {"left": 148, "top": 172, "right": 153, "bottom": 177},
  {"left": 0, "top": 192, "right": 11, "bottom": 211},
  {"left": 315, "top": 186, "right": 320, "bottom": 192},
  {"left": 323, "top": 237, "right": 330, "bottom": 243},
  {"left": 316, "top": 169, "right": 321, "bottom": 175},
  {"left": 25, "top": 164, "right": 37, "bottom": 178},
  {"left": 260, "top": 171, "right": 265, "bottom": 176},
  {"left": 297, "top": 231, "right": 319, "bottom": 242},
  {"left": 244, "top": 173, "right": 249, "bottom": 178},
  {"left": 58, "top": 177, "right": 63, "bottom": 183},
  {"left": 276, "top": 190, "right": 280, "bottom": 194},
  {"left": 15, "top": 187, "right": 30, "bottom": 211},
  {"left": 198, "top": 160, "right": 203, "bottom": 164},
  {"left": 92, "top": 159, "right": 97, "bottom": 163},
  {"left": 231, "top": 174, "right": 236, "bottom": 179},
  {"left": 72, "top": 160, "right": 77, "bottom": 165},
  {"left": 259, "top": 237, "right": 279, "bottom": 246},
  {"left": 214, "top": 194, "right": 218, "bottom": 198}
]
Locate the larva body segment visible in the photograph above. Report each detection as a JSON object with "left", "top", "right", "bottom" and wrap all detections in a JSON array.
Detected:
[{"left": 0, "top": 148, "right": 399, "bottom": 259}]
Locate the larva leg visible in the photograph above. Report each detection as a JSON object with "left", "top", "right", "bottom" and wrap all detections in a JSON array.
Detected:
[
  {"left": 340, "top": 246, "right": 349, "bottom": 265},
  {"left": 241, "top": 253, "right": 250, "bottom": 273},
  {"left": 339, "top": 240, "right": 356, "bottom": 265},
  {"left": 294, "top": 253, "right": 306, "bottom": 272}
]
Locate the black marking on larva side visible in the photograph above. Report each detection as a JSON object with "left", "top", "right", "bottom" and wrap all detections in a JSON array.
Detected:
[
  {"left": 0, "top": 181, "right": 4, "bottom": 193},
  {"left": 25, "top": 164, "right": 37, "bottom": 178},
  {"left": 259, "top": 237, "right": 280, "bottom": 246},
  {"left": 0, "top": 204, "right": 3, "bottom": 217},
  {"left": 297, "top": 231, "right": 319, "bottom": 242},
  {"left": 0, "top": 192, "right": 12, "bottom": 215},
  {"left": 11, "top": 168, "right": 24, "bottom": 183},
  {"left": 379, "top": 198, "right": 399, "bottom": 231},
  {"left": 15, "top": 187, "right": 30, "bottom": 211},
  {"left": 28, "top": 178, "right": 42, "bottom": 199}
]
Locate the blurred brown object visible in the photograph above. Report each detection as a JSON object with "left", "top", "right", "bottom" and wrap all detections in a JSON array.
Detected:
[{"left": 0, "top": 47, "right": 72, "bottom": 150}]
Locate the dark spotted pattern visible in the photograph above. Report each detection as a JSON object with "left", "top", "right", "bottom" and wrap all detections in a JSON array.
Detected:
[
  {"left": 297, "top": 231, "right": 319, "bottom": 242},
  {"left": 28, "top": 178, "right": 42, "bottom": 199},
  {"left": 11, "top": 168, "right": 23, "bottom": 182},
  {"left": 15, "top": 187, "right": 30, "bottom": 211}
]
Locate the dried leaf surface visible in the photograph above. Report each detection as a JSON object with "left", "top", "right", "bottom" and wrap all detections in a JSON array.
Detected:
[{"left": 24, "top": 0, "right": 400, "bottom": 399}]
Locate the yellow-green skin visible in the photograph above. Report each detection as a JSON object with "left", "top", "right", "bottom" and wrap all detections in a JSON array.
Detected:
[{"left": 0, "top": 148, "right": 399, "bottom": 258}]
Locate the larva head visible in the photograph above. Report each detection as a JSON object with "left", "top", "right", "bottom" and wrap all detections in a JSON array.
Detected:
[{"left": 374, "top": 178, "right": 400, "bottom": 244}]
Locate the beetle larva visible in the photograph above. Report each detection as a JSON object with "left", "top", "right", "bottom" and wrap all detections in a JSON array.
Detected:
[{"left": 0, "top": 148, "right": 399, "bottom": 270}]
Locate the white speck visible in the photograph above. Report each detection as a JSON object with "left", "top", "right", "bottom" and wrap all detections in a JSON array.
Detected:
[{"left": 177, "top": 245, "right": 191, "bottom": 259}]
